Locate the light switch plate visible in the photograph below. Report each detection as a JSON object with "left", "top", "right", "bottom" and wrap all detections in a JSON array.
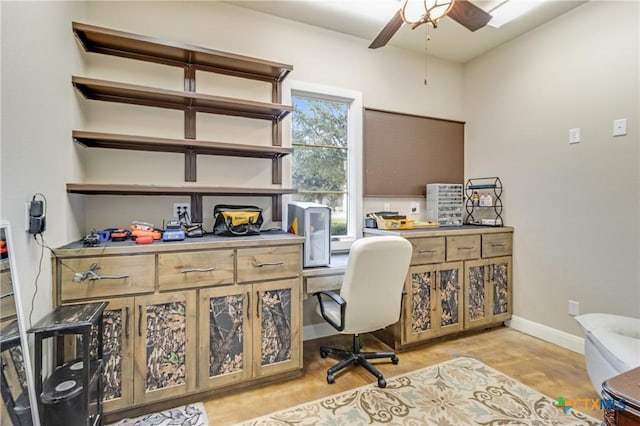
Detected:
[
  {"left": 569, "top": 128, "right": 580, "bottom": 144},
  {"left": 613, "top": 118, "right": 627, "bottom": 136}
]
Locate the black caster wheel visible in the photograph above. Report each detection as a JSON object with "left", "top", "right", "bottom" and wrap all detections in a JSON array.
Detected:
[
  {"left": 320, "top": 350, "right": 328, "bottom": 358},
  {"left": 391, "top": 355, "right": 399, "bottom": 365},
  {"left": 378, "top": 378, "right": 387, "bottom": 388},
  {"left": 327, "top": 374, "right": 335, "bottom": 384}
]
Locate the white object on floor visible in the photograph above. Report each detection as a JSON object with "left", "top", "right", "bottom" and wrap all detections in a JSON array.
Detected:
[{"left": 575, "top": 313, "right": 640, "bottom": 393}]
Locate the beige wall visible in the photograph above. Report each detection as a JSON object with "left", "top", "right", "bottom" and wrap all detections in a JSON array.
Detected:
[{"left": 464, "top": 0, "right": 640, "bottom": 336}]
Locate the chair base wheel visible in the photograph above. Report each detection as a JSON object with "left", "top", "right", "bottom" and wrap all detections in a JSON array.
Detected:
[
  {"left": 391, "top": 355, "right": 399, "bottom": 364},
  {"left": 320, "top": 350, "right": 329, "bottom": 358},
  {"left": 327, "top": 374, "right": 335, "bottom": 384},
  {"left": 378, "top": 378, "right": 386, "bottom": 388}
]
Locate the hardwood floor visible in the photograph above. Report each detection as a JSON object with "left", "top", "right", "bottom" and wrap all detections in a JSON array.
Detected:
[{"left": 205, "top": 326, "right": 601, "bottom": 424}]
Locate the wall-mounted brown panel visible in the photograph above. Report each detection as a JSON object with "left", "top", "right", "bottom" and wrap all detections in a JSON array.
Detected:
[{"left": 364, "top": 108, "right": 464, "bottom": 197}]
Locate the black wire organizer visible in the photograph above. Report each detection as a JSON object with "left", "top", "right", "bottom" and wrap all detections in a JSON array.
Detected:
[{"left": 464, "top": 177, "right": 503, "bottom": 226}]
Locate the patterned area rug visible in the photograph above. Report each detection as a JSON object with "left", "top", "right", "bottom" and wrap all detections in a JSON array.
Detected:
[
  {"left": 108, "top": 402, "right": 208, "bottom": 426},
  {"left": 238, "top": 357, "right": 599, "bottom": 425}
]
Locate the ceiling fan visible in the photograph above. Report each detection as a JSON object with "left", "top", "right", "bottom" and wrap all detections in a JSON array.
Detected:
[{"left": 369, "top": 0, "right": 492, "bottom": 49}]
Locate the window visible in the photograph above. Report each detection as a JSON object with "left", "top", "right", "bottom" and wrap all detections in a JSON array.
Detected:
[{"left": 286, "top": 82, "right": 362, "bottom": 251}]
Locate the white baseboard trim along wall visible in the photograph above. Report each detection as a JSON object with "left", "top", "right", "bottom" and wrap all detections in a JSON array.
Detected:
[
  {"left": 304, "top": 316, "right": 585, "bottom": 355},
  {"left": 506, "top": 315, "right": 585, "bottom": 354}
]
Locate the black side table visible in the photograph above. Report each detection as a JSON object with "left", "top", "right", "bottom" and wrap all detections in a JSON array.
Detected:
[{"left": 28, "top": 302, "right": 107, "bottom": 426}]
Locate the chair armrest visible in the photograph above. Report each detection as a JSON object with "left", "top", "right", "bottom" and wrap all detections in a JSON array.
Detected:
[{"left": 314, "top": 291, "right": 346, "bottom": 331}]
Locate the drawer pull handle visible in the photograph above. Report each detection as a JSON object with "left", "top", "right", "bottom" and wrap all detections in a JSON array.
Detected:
[
  {"left": 491, "top": 243, "right": 506, "bottom": 247},
  {"left": 72, "top": 263, "right": 130, "bottom": 282},
  {"left": 88, "top": 273, "right": 130, "bottom": 281},
  {"left": 246, "top": 292, "right": 251, "bottom": 320},
  {"left": 418, "top": 249, "right": 436, "bottom": 254},
  {"left": 457, "top": 246, "right": 474, "bottom": 250},
  {"left": 256, "top": 291, "right": 260, "bottom": 318},
  {"left": 253, "top": 260, "right": 285, "bottom": 268},
  {"left": 125, "top": 306, "right": 130, "bottom": 339},
  {"left": 181, "top": 267, "right": 215, "bottom": 273},
  {"left": 138, "top": 305, "right": 142, "bottom": 337}
]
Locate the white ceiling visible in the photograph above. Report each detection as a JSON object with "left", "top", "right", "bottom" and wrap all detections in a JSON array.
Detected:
[{"left": 227, "top": 0, "right": 586, "bottom": 63}]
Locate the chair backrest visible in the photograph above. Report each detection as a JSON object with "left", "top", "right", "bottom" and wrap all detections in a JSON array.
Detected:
[{"left": 339, "top": 236, "right": 412, "bottom": 334}]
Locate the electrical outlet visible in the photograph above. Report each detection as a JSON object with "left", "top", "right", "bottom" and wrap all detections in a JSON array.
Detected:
[
  {"left": 568, "top": 300, "right": 580, "bottom": 316},
  {"left": 410, "top": 201, "right": 420, "bottom": 215},
  {"left": 173, "top": 203, "right": 190, "bottom": 220}
]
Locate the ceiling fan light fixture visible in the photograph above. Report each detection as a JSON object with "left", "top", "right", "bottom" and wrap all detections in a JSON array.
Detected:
[{"left": 400, "top": 0, "right": 456, "bottom": 28}]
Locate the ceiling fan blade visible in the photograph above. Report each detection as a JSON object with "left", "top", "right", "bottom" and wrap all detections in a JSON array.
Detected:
[
  {"left": 448, "top": 0, "right": 492, "bottom": 32},
  {"left": 369, "top": 9, "right": 403, "bottom": 49}
]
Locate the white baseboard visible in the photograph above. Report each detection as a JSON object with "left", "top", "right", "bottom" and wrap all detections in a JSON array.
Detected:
[
  {"left": 506, "top": 315, "right": 584, "bottom": 354},
  {"left": 303, "top": 323, "right": 338, "bottom": 341}
]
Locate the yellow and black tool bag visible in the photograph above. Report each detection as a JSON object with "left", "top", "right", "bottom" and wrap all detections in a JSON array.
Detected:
[{"left": 213, "top": 204, "right": 263, "bottom": 236}]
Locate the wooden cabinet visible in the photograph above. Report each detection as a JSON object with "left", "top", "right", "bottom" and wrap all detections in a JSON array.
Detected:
[
  {"left": 133, "top": 291, "right": 197, "bottom": 404},
  {"left": 70, "top": 22, "right": 296, "bottom": 221},
  {"left": 198, "top": 278, "right": 301, "bottom": 390},
  {"left": 365, "top": 226, "right": 513, "bottom": 350},
  {"left": 100, "top": 297, "right": 134, "bottom": 412},
  {"left": 52, "top": 234, "right": 303, "bottom": 419},
  {"left": 402, "top": 262, "right": 464, "bottom": 344},
  {"left": 465, "top": 256, "right": 512, "bottom": 328}
]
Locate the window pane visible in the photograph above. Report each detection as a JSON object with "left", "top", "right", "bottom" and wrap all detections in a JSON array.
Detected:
[
  {"left": 292, "top": 95, "right": 349, "bottom": 238},
  {"left": 292, "top": 98, "right": 347, "bottom": 148},
  {"left": 292, "top": 146, "right": 346, "bottom": 192}
]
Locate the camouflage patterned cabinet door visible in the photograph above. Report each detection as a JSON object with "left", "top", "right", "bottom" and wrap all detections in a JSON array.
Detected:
[
  {"left": 252, "top": 278, "right": 301, "bottom": 378},
  {"left": 198, "top": 286, "right": 252, "bottom": 389},
  {"left": 487, "top": 256, "right": 512, "bottom": 323},
  {"left": 435, "top": 262, "right": 464, "bottom": 335},
  {"left": 99, "top": 297, "right": 134, "bottom": 412},
  {"left": 133, "top": 291, "right": 197, "bottom": 404},
  {"left": 403, "top": 264, "right": 438, "bottom": 344},
  {"left": 464, "top": 259, "right": 492, "bottom": 329}
]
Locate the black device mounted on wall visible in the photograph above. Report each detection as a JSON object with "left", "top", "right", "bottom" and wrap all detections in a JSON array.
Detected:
[{"left": 27, "top": 195, "right": 46, "bottom": 234}]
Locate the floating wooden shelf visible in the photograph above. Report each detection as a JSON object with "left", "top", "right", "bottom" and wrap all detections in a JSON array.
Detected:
[
  {"left": 72, "top": 77, "right": 291, "bottom": 121},
  {"left": 66, "top": 183, "right": 297, "bottom": 196},
  {"left": 72, "top": 131, "right": 292, "bottom": 159},
  {"left": 72, "top": 22, "right": 292, "bottom": 83}
]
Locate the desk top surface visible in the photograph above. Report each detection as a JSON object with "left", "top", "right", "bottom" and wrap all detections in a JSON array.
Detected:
[{"left": 364, "top": 225, "right": 513, "bottom": 238}]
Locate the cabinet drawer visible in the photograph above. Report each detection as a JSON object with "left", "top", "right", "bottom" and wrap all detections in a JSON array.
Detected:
[
  {"left": 237, "top": 245, "right": 301, "bottom": 283},
  {"left": 446, "top": 235, "right": 481, "bottom": 261},
  {"left": 158, "top": 249, "right": 234, "bottom": 290},
  {"left": 482, "top": 233, "right": 513, "bottom": 258},
  {"left": 305, "top": 275, "right": 343, "bottom": 294},
  {"left": 59, "top": 255, "right": 155, "bottom": 301},
  {"left": 409, "top": 237, "right": 445, "bottom": 265}
]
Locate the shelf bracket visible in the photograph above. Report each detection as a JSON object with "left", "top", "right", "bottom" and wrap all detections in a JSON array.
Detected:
[
  {"left": 272, "top": 195, "right": 283, "bottom": 221},
  {"left": 190, "top": 193, "right": 203, "bottom": 224},
  {"left": 272, "top": 157, "right": 282, "bottom": 185},
  {"left": 272, "top": 119, "right": 282, "bottom": 147},
  {"left": 184, "top": 65, "right": 197, "bottom": 182},
  {"left": 185, "top": 148, "right": 197, "bottom": 182}
]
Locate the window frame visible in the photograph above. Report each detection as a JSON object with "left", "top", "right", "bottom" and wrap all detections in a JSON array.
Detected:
[{"left": 283, "top": 80, "right": 363, "bottom": 252}]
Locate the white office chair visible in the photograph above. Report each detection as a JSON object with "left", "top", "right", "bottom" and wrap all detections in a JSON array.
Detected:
[{"left": 315, "top": 236, "right": 412, "bottom": 388}]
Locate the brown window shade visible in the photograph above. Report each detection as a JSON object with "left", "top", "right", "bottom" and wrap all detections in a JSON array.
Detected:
[{"left": 364, "top": 108, "right": 464, "bottom": 197}]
